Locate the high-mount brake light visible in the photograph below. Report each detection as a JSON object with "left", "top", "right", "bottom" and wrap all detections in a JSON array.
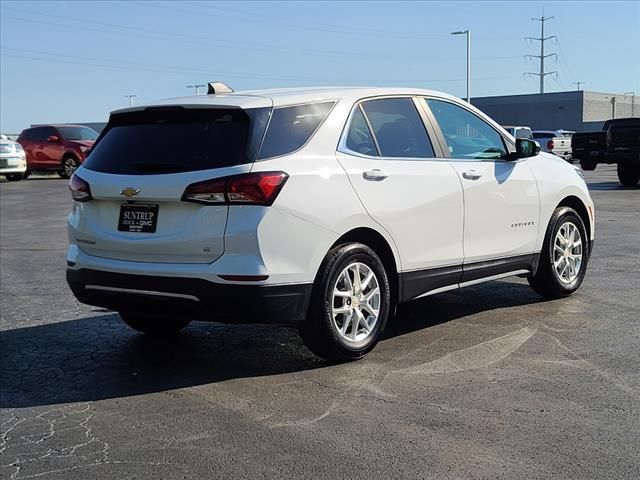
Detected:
[
  {"left": 69, "top": 174, "right": 93, "bottom": 202},
  {"left": 182, "top": 172, "right": 288, "bottom": 206}
]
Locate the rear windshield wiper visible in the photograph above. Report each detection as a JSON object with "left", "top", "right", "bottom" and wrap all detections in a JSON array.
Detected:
[{"left": 133, "top": 162, "right": 189, "bottom": 173}]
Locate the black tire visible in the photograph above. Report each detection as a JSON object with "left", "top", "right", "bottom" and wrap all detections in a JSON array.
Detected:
[
  {"left": 528, "top": 207, "right": 589, "bottom": 299},
  {"left": 58, "top": 156, "right": 79, "bottom": 179},
  {"left": 579, "top": 158, "right": 597, "bottom": 171},
  {"left": 119, "top": 311, "right": 191, "bottom": 336},
  {"left": 23, "top": 169, "right": 31, "bottom": 179},
  {"left": 5, "top": 173, "right": 24, "bottom": 181},
  {"left": 300, "top": 242, "right": 391, "bottom": 362},
  {"left": 617, "top": 163, "right": 640, "bottom": 186}
]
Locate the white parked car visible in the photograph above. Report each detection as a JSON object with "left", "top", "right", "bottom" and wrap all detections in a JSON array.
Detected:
[
  {"left": 532, "top": 130, "right": 573, "bottom": 162},
  {"left": 66, "top": 85, "right": 595, "bottom": 361},
  {"left": 502, "top": 125, "right": 533, "bottom": 139},
  {"left": 0, "top": 134, "right": 27, "bottom": 181}
]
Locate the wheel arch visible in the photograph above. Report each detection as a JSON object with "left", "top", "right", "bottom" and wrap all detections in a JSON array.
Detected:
[
  {"left": 557, "top": 195, "right": 592, "bottom": 250},
  {"left": 330, "top": 227, "right": 400, "bottom": 305}
]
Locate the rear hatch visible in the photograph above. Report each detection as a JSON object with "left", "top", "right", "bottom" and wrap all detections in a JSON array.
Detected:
[
  {"left": 72, "top": 105, "right": 271, "bottom": 264},
  {"left": 572, "top": 132, "right": 607, "bottom": 157}
]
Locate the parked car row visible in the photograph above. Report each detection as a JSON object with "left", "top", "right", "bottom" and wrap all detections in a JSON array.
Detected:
[
  {"left": 502, "top": 125, "right": 575, "bottom": 162},
  {"left": 1, "top": 125, "right": 98, "bottom": 181}
]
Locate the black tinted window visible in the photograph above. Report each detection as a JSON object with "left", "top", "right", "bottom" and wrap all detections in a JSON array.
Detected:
[
  {"left": 345, "top": 106, "right": 378, "bottom": 156},
  {"left": 84, "top": 108, "right": 269, "bottom": 175},
  {"left": 58, "top": 126, "right": 98, "bottom": 141},
  {"left": 361, "top": 98, "right": 434, "bottom": 158},
  {"left": 257, "top": 102, "right": 334, "bottom": 159},
  {"left": 425, "top": 99, "right": 507, "bottom": 160}
]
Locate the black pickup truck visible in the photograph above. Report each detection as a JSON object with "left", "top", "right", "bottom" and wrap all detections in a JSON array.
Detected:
[{"left": 572, "top": 118, "right": 640, "bottom": 186}]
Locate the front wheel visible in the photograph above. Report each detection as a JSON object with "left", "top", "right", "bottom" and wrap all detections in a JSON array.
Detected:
[
  {"left": 5, "top": 173, "right": 24, "bottom": 181},
  {"left": 617, "top": 163, "right": 640, "bottom": 186},
  {"left": 528, "top": 207, "right": 589, "bottom": 299},
  {"left": 58, "top": 156, "right": 79, "bottom": 179},
  {"left": 119, "top": 311, "right": 191, "bottom": 336},
  {"left": 300, "top": 243, "right": 391, "bottom": 362}
]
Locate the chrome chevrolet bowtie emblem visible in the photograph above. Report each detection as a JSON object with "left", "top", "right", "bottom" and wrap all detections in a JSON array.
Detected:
[{"left": 120, "top": 187, "right": 140, "bottom": 197}]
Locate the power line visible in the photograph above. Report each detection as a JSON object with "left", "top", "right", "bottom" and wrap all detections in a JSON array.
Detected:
[
  {"left": 0, "top": 52, "right": 522, "bottom": 85},
  {"left": 0, "top": 10, "right": 521, "bottom": 64},
  {"left": 524, "top": 16, "right": 558, "bottom": 93}
]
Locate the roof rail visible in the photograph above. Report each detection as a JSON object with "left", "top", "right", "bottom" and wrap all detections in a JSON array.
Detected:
[{"left": 207, "top": 82, "right": 234, "bottom": 95}]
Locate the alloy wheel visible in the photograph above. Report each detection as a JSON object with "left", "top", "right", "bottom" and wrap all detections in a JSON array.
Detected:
[
  {"left": 553, "top": 221, "right": 583, "bottom": 284},
  {"left": 331, "top": 262, "right": 381, "bottom": 343}
]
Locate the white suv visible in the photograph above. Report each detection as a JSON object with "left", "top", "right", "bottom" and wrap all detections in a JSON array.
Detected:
[{"left": 67, "top": 85, "right": 595, "bottom": 361}]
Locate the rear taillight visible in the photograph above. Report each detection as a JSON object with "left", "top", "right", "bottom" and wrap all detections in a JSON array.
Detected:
[
  {"left": 547, "top": 140, "right": 554, "bottom": 149},
  {"left": 69, "top": 174, "right": 92, "bottom": 202},
  {"left": 182, "top": 171, "right": 288, "bottom": 206}
]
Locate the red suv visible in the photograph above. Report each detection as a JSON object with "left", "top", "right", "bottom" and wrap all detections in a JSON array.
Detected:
[{"left": 18, "top": 125, "right": 98, "bottom": 178}]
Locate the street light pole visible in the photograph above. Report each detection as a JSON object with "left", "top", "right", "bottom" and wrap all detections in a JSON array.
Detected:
[
  {"left": 451, "top": 30, "right": 471, "bottom": 103},
  {"left": 187, "top": 84, "right": 207, "bottom": 95},
  {"left": 124, "top": 94, "right": 137, "bottom": 107}
]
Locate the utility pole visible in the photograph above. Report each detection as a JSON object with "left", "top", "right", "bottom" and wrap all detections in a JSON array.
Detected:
[
  {"left": 624, "top": 91, "right": 636, "bottom": 117},
  {"left": 187, "top": 84, "right": 207, "bottom": 95},
  {"left": 451, "top": 30, "right": 471, "bottom": 103},
  {"left": 573, "top": 81, "right": 584, "bottom": 91},
  {"left": 124, "top": 94, "right": 137, "bottom": 107},
  {"left": 525, "top": 16, "right": 557, "bottom": 94}
]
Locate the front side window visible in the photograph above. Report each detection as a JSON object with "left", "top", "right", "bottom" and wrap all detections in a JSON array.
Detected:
[
  {"left": 425, "top": 99, "right": 507, "bottom": 160},
  {"left": 360, "top": 98, "right": 434, "bottom": 158},
  {"left": 257, "top": 102, "right": 334, "bottom": 159}
]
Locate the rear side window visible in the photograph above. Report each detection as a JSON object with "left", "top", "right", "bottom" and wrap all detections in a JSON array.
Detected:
[
  {"left": 84, "top": 107, "right": 270, "bottom": 175},
  {"left": 257, "top": 102, "right": 334, "bottom": 159},
  {"left": 345, "top": 106, "right": 378, "bottom": 156},
  {"left": 360, "top": 98, "right": 434, "bottom": 158}
]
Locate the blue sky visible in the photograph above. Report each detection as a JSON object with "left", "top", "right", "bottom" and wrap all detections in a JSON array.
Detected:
[{"left": 1, "top": 0, "right": 638, "bottom": 133}]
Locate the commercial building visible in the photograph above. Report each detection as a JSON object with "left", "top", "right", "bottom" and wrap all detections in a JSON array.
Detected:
[{"left": 472, "top": 91, "right": 638, "bottom": 132}]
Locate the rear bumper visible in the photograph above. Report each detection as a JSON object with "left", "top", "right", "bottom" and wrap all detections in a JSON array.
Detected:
[{"left": 67, "top": 268, "right": 312, "bottom": 325}]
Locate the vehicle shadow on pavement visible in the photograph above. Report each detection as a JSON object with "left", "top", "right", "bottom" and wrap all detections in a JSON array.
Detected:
[
  {"left": 1, "top": 282, "right": 545, "bottom": 409},
  {"left": 587, "top": 182, "right": 640, "bottom": 191}
]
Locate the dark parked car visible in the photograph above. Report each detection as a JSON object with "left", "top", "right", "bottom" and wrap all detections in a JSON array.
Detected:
[
  {"left": 18, "top": 125, "right": 98, "bottom": 178},
  {"left": 572, "top": 118, "right": 640, "bottom": 186}
]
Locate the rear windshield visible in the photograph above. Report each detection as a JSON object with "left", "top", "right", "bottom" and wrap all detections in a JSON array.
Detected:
[{"left": 84, "top": 107, "right": 269, "bottom": 175}]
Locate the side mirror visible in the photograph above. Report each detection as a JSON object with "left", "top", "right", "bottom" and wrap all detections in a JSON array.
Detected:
[
  {"left": 47, "top": 135, "right": 60, "bottom": 142},
  {"left": 514, "top": 138, "right": 540, "bottom": 159}
]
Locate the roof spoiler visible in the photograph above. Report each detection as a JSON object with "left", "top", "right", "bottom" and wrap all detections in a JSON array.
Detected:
[{"left": 207, "top": 82, "right": 234, "bottom": 95}]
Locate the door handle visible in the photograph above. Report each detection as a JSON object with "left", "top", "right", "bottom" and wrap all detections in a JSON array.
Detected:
[
  {"left": 462, "top": 169, "right": 482, "bottom": 180},
  {"left": 363, "top": 169, "right": 388, "bottom": 181}
]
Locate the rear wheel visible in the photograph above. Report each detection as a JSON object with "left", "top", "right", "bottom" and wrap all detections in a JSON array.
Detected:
[
  {"left": 5, "top": 173, "right": 24, "bottom": 181},
  {"left": 58, "top": 156, "right": 78, "bottom": 179},
  {"left": 579, "top": 158, "right": 597, "bottom": 171},
  {"left": 300, "top": 243, "right": 391, "bottom": 362},
  {"left": 617, "top": 163, "right": 640, "bottom": 186},
  {"left": 528, "top": 207, "right": 589, "bottom": 299},
  {"left": 23, "top": 169, "right": 31, "bottom": 179},
  {"left": 119, "top": 311, "right": 191, "bottom": 336}
]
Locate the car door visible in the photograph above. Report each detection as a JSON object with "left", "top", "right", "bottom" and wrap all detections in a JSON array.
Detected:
[
  {"left": 40, "top": 126, "right": 64, "bottom": 169},
  {"left": 336, "top": 97, "right": 464, "bottom": 300},
  {"left": 421, "top": 98, "right": 540, "bottom": 281},
  {"left": 19, "top": 128, "right": 40, "bottom": 168}
]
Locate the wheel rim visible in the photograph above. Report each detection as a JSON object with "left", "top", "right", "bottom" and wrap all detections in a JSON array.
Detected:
[
  {"left": 553, "top": 221, "right": 583, "bottom": 284},
  {"left": 64, "top": 158, "right": 77, "bottom": 176},
  {"left": 331, "top": 262, "right": 381, "bottom": 343}
]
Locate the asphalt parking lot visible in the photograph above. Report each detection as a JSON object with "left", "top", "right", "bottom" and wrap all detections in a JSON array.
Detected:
[{"left": 1, "top": 166, "right": 639, "bottom": 479}]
